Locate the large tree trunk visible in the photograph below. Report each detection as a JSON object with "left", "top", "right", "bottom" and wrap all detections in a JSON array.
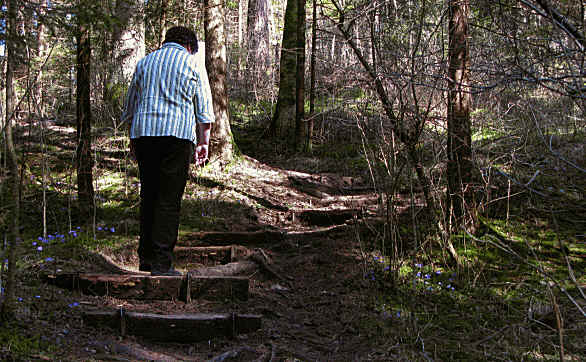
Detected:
[
  {"left": 76, "top": 18, "right": 95, "bottom": 222},
  {"left": 102, "top": 0, "right": 145, "bottom": 127},
  {"left": 0, "top": 0, "right": 19, "bottom": 321},
  {"left": 205, "top": 0, "right": 234, "bottom": 165},
  {"left": 246, "top": 0, "right": 271, "bottom": 99},
  {"left": 447, "top": 0, "right": 476, "bottom": 231},
  {"left": 112, "top": 0, "right": 145, "bottom": 82},
  {"left": 294, "top": 0, "right": 306, "bottom": 151},
  {"left": 270, "top": 0, "right": 298, "bottom": 137}
]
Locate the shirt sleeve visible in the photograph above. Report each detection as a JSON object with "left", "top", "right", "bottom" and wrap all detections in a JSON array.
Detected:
[
  {"left": 121, "top": 70, "right": 139, "bottom": 125},
  {"left": 193, "top": 65, "right": 215, "bottom": 124}
]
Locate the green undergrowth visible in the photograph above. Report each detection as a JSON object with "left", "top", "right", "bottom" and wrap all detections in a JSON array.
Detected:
[
  {"left": 0, "top": 324, "right": 56, "bottom": 361},
  {"left": 358, "top": 207, "right": 585, "bottom": 359}
]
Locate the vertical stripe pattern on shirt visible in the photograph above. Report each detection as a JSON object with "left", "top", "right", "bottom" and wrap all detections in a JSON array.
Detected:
[{"left": 121, "top": 42, "right": 215, "bottom": 144}]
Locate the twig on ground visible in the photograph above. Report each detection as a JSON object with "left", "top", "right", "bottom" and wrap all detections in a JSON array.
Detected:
[
  {"left": 108, "top": 341, "right": 181, "bottom": 361},
  {"left": 250, "top": 248, "right": 291, "bottom": 281},
  {"left": 549, "top": 209, "right": 586, "bottom": 300},
  {"left": 270, "top": 343, "right": 277, "bottom": 362},
  {"left": 547, "top": 282, "right": 565, "bottom": 362},
  {"left": 472, "top": 325, "right": 511, "bottom": 346},
  {"left": 207, "top": 346, "right": 258, "bottom": 362}
]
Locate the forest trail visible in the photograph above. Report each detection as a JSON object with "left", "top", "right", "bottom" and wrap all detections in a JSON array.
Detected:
[
  {"left": 38, "top": 153, "right": 402, "bottom": 361},
  {"left": 10, "top": 124, "right": 584, "bottom": 360}
]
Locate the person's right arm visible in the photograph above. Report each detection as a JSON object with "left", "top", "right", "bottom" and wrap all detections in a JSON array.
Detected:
[{"left": 193, "top": 63, "right": 215, "bottom": 166}]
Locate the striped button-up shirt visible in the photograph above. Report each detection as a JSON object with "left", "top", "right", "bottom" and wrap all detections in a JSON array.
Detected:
[{"left": 121, "top": 42, "right": 215, "bottom": 144}]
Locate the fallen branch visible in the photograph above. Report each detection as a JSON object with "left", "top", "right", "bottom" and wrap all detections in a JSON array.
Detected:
[
  {"left": 207, "top": 346, "right": 260, "bottom": 362},
  {"left": 189, "top": 261, "right": 258, "bottom": 277},
  {"left": 249, "top": 249, "right": 291, "bottom": 281},
  {"left": 189, "top": 248, "right": 290, "bottom": 282},
  {"left": 107, "top": 341, "right": 179, "bottom": 361}
]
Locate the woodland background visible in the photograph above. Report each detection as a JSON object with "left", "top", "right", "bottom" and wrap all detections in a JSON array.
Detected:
[{"left": 0, "top": 0, "right": 585, "bottom": 360}]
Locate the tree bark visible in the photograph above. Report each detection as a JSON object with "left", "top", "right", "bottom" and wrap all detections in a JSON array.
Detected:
[
  {"left": 35, "top": 2, "right": 47, "bottom": 117},
  {"left": 76, "top": 15, "right": 95, "bottom": 222},
  {"left": 102, "top": 0, "right": 145, "bottom": 127},
  {"left": 112, "top": 0, "right": 145, "bottom": 82},
  {"left": 246, "top": 0, "right": 271, "bottom": 98},
  {"left": 158, "top": 0, "right": 167, "bottom": 48},
  {"left": 0, "top": 0, "right": 19, "bottom": 321},
  {"left": 447, "top": 0, "right": 476, "bottom": 231},
  {"left": 307, "top": 0, "right": 317, "bottom": 152},
  {"left": 270, "top": 0, "right": 298, "bottom": 137},
  {"left": 205, "top": 0, "right": 235, "bottom": 165},
  {"left": 295, "top": 0, "right": 306, "bottom": 151}
]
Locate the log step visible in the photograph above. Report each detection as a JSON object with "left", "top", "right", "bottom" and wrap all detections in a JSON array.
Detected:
[
  {"left": 44, "top": 273, "right": 248, "bottom": 301},
  {"left": 83, "top": 309, "right": 261, "bottom": 342},
  {"left": 178, "top": 230, "right": 285, "bottom": 246},
  {"left": 174, "top": 245, "right": 251, "bottom": 268},
  {"left": 295, "top": 208, "right": 363, "bottom": 226}
]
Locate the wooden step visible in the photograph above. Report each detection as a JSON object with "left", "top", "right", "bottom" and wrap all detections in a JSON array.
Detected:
[
  {"left": 44, "top": 273, "right": 248, "bottom": 301},
  {"left": 295, "top": 208, "right": 363, "bottom": 226},
  {"left": 179, "top": 230, "right": 285, "bottom": 246},
  {"left": 174, "top": 245, "right": 251, "bottom": 267},
  {"left": 83, "top": 309, "right": 261, "bottom": 342}
]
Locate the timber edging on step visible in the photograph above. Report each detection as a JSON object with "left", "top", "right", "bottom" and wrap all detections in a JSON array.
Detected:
[
  {"left": 83, "top": 309, "right": 262, "bottom": 342},
  {"left": 43, "top": 273, "right": 249, "bottom": 301}
]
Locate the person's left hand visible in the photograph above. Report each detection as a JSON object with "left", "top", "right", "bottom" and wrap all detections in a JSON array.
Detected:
[
  {"left": 194, "top": 143, "right": 209, "bottom": 166},
  {"left": 129, "top": 139, "right": 137, "bottom": 161}
]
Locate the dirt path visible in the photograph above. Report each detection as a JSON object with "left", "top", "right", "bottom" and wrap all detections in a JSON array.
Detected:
[{"left": 18, "top": 155, "right": 402, "bottom": 361}]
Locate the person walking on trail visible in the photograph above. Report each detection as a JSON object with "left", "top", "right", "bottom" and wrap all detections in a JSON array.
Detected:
[{"left": 122, "top": 26, "right": 215, "bottom": 276}]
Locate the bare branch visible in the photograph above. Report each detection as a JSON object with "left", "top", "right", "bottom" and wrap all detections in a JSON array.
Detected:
[{"left": 521, "top": 0, "right": 585, "bottom": 51}]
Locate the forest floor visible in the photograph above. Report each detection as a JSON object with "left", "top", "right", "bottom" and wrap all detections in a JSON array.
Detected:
[{"left": 1, "top": 120, "right": 585, "bottom": 361}]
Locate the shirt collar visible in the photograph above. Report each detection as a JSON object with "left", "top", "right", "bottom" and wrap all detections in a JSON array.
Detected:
[{"left": 162, "top": 42, "right": 189, "bottom": 53}]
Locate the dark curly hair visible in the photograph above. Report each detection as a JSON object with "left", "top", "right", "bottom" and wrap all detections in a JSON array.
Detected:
[{"left": 163, "top": 26, "right": 198, "bottom": 53}]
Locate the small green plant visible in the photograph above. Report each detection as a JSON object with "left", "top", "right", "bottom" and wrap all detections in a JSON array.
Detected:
[{"left": 0, "top": 324, "right": 54, "bottom": 360}]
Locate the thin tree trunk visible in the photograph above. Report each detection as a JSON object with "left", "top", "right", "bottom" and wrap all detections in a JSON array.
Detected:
[
  {"left": 307, "top": 0, "right": 317, "bottom": 151},
  {"left": 0, "top": 0, "right": 19, "bottom": 321},
  {"left": 158, "top": 0, "right": 167, "bottom": 48},
  {"left": 205, "top": 0, "right": 234, "bottom": 165},
  {"left": 238, "top": 0, "right": 245, "bottom": 78},
  {"left": 295, "top": 0, "right": 306, "bottom": 151},
  {"left": 35, "top": 2, "right": 47, "bottom": 118},
  {"left": 270, "top": 0, "right": 298, "bottom": 137},
  {"left": 76, "top": 19, "right": 95, "bottom": 222},
  {"left": 246, "top": 0, "right": 271, "bottom": 100},
  {"left": 447, "top": 0, "right": 476, "bottom": 231}
]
